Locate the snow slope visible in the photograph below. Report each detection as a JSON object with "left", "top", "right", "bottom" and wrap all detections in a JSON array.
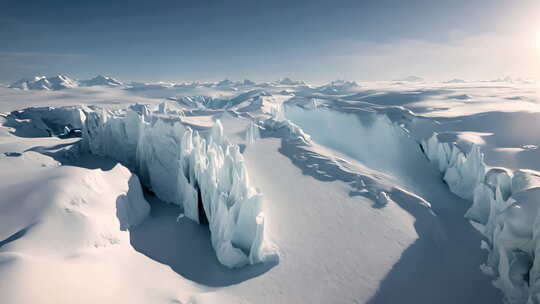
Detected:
[{"left": 0, "top": 149, "right": 208, "bottom": 304}]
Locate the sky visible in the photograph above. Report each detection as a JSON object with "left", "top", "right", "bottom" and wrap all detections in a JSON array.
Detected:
[{"left": 1, "top": 0, "right": 539, "bottom": 84}]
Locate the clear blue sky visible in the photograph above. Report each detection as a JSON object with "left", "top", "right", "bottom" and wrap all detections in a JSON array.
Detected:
[{"left": 1, "top": 0, "right": 538, "bottom": 83}]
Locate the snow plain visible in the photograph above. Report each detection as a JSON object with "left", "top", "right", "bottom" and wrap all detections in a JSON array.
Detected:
[{"left": 1, "top": 77, "right": 539, "bottom": 303}]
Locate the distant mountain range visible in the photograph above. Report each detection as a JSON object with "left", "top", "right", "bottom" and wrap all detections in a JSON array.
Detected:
[
  {"left": 10, "top": 75, "right": 370, "bottom": 96},
  {"left": 9, "top": 75, "right": 124, "bottom": 91}
]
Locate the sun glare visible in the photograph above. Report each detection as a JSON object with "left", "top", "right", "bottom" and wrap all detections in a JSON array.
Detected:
[{"left": 537, "top": 30, "right": 540, "bottom": 51}]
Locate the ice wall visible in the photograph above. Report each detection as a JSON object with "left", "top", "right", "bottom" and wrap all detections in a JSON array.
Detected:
[
  {"left": 422, "top": 134, "right": 540, "bottom": 304},
  {"left": 116, "top": 174, "right": 151, "bottom": 231},
  {"left": 245, "top": 120, "right": 261, "bottom": 144},
  {"left": 81, "top": 106, "right": 271, "bottom": 268}
]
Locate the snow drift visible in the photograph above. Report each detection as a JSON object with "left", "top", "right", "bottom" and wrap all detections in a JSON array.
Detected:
[
  {"left": 0, "top": 155, "right": 205, "bottom": 304},
  {"left": 81, "top": 105, "right": 273, "bottom": 268}
]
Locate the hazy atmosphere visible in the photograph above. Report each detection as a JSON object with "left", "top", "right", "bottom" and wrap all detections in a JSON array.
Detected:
[{"left": 1, "top": 0, "right": 539, "bottom": 83}]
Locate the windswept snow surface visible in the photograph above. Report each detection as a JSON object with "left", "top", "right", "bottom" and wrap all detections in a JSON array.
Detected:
[
  {"left": 0, "top": 151, "right": 207, "bottom": 304},
  {"left": 2, "top": 77, "right": 540, "bottom": 303}
]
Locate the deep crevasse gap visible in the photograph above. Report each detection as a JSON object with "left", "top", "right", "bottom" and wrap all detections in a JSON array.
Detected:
[
  {"left": 81, "top": 105, "right": 275, "bottom": 268},
  {"left": 283, "top": 105, "right": 434, "bottom": 191},
  {"left": 422, "top": 134, "right": 540, "bottom": 304},
  {"left": 283, "top": 105, "right": 519, "bottom": 302}
]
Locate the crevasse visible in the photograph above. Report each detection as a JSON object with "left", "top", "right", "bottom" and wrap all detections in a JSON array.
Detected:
[{"left": 81, "top": 105, "right": 273, "bottom": 268}]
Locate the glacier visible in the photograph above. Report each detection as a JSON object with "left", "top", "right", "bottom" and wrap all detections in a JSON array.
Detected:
[
  {"left": 282, "top": 102, "right": 540, "bottom": 304},
  {"left": 2, "top": 104, "right": 275, "bottom": 268},
  {"left": 422, "top": 133, "right": 540, "bottom": 304},
  {"left": 287, "top": 101, "right": 540, "bottom": 304},
  {"left": 80, "top": 105, "right": 274, "bottom": 268},
  {"left": 4, "top": 76, "right": 540, "bottom": 303}
]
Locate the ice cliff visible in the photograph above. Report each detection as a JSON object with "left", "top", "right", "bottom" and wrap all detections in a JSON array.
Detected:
[
  {"left": 422, "top": 134, "right": 540, "bottom": 304},
  {"left": 81, "top": 105, "right": 273, "bottom": 268}
]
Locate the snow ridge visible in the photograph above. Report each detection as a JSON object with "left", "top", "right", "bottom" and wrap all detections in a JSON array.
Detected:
[
  {"left": 9, "top": 75, "right": 124, "bottom": 90},
  {"left": 172, "top": 89, "right": 272, "bottom": 111},
  {"left": 9, "top": 75, "right": 77, "bottom": 91},
  {"left": 81, "top": 106, "right": 275, "bottom": 268},
  {"left": 80, "top": 75, "right": 123, "bottom": 87}
]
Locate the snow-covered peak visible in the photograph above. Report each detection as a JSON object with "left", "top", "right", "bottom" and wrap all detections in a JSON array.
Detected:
[
  {"left": 274, "top": 77, "right": 306, "bottom": 86},
  {"left": 242, "top": 79, "right": 256, "bottom": 86},
  {"left": 216, "top": 79, "right": 236, "bottom": 87},
  {"left": 173, "top": 82, "right": 201, "bottom": 89},
  {"left": 9, "top": 76, "right": 46, "bottom": 90},
  {"left": 329, "top": 79, "right": 358, "bottom": 86},
  {"left": 316, "top": 80, "right": 359, "bottom": 94},
  {"left": 127, "top": 81, "right": 175, "bottom": 91},
  {"left": 9, "top": 75, "right": 77, "bottom": 91},
  {"left": 229, "top": 89, "right": 270, "bottom": 103},
  {"left": 80, "top": 75, "right": 123, "bottom": 87},
  {"left": 172, "top": 89, "right": 271, "bottom": 110},
  {"left": 48, "top": 75, "right": 77, "bottom": 90},
  {"left": 213, "top": 79, "right": 257, "bottom": 87}
]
